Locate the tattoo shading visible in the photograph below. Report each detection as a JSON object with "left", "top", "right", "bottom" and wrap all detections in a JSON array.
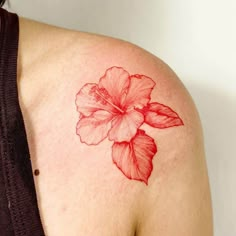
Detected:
[{"left": 75, "top": 66, "right": 183, "bottom": 184}]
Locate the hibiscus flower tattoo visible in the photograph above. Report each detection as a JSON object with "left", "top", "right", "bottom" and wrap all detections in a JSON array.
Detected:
[{"left": 75, "top": 66, "right": 183, "bottom": 184}]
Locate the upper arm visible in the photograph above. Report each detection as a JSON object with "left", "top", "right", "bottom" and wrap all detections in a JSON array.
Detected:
[
  {"left": 75, "top": 38, "right": 213, "bottom": 235},
  {"left": 124, "top": 50, "right": 213, "bottom": 236},
  {"left": 64, "top": 37, "right": 212, "bottom": 236}
]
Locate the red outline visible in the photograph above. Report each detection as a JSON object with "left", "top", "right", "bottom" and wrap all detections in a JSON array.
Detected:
[{"left": 75, "top": 66, "right": 184, "bottom": 184}]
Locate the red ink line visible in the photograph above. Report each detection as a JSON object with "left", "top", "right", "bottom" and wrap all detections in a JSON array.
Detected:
[{"left": 75, "top": 66, "right": 184, "bottom": 184}]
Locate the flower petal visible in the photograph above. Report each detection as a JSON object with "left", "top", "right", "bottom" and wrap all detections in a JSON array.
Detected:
[
  {"left": 143, "top": 102, "right": 184, "bottom": 128},
  {"left": 99, "top": 67, "right": 130, "bottom": 107},
  {"left": 76, "top": 83, "right": 115, "bottom": 117},
  {"left": 76, "top": 110, "right": 113, "bottom": 145},
  {"left": 108, "top": 110, "right": 144, "bottom": 142},
  {"left": 112, "top": 130, "right": 157, "bottom": 184},
  {"left": 123, "top": 74, "right": 156, "bottom": 110}
]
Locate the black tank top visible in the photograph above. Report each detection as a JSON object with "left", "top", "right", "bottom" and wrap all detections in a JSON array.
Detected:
[{"left": 0, "top": 8, "right": 45, "bottom": 236}]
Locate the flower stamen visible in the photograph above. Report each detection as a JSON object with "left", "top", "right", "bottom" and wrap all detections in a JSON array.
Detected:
[{"left": 95, "top": 89, "right": 125, "bottom": 114}]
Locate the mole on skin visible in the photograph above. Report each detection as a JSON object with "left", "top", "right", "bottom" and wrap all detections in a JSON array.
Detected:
[{"left": 34, "top": 169, "right": 40, "bottom": 176}]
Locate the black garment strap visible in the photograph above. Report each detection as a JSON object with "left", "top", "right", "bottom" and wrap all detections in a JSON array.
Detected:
[{"left": 0, "top": 8, "right": 45, "bottom": 236}]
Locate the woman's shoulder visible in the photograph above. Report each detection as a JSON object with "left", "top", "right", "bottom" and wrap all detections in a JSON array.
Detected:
[
  {"left": 18, "top": 18, "right": 213, "bottom": 236},
  {"left": 18, "top": 17, "right": 186, "bottom": 114}
]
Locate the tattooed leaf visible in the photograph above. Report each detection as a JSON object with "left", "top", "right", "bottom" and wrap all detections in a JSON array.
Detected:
[
  {"left": 143, "top": 102, "right": 184, "bottom": 128},
  {"left": 112, "top": 130, "right": 157, "bottom": 184}
]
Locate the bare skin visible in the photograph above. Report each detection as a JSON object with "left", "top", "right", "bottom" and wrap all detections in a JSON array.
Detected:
[{"left": 17, "top": 17, "right": 213, "bottom": 236}]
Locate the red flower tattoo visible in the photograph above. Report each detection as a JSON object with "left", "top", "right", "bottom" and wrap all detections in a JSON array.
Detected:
[{"left": 75, "top": 66, "right": 183, "bottom": 184}]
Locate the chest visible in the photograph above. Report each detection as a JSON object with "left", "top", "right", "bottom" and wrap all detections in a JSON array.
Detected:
[
  {"left": 30, "top": 139, "right": 140, "bottom": 235},
  {"left": 24, "top": 103, "right": 140, "bottom": 236},
  {"left": 19, "top": 65, "right": 144, "bottom": 236}
]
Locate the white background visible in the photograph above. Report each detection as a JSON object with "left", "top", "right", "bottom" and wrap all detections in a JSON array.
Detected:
[{"left": 6, "top": 0, "right": 236, "bottom": 235}]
